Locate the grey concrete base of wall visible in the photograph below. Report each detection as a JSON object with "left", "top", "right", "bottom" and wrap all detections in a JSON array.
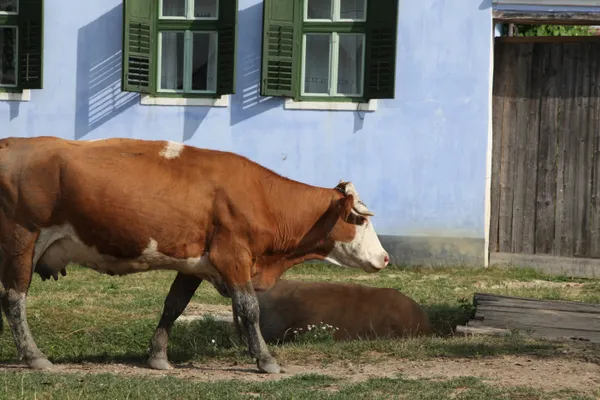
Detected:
[
  {"left": 490, "top": 252, "right": 600, "bottom": 279},
  {"left": 379, "top": 235, "right": 485, "bottom": 268}
]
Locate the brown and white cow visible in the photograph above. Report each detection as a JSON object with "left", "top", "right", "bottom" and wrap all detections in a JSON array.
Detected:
[
  {"left": 0, "top": 136, "right": 389, "bottom": 374},
  {"left": 250, "top": 279, "right": 432, "bottom": 343}
]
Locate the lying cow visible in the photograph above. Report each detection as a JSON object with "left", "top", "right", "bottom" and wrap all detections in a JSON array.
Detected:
[
  {"left": 248, "top": 279, "right": 432, "bottom": 343},
  {"left": 0, "top": 136, "right": 389, "bottom": 374}
]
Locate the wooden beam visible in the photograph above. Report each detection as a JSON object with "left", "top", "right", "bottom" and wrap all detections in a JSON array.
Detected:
[
  {"left": 493, "top": 10, "right": 600, "bottom": 25},
  {"left": 455, "top": 325, "right": 511, "bottom": 337},
  {"left": 495, "top": 36, "right": 600, "bottom": 44},
  {"left": 490, "top": 252, "right": 600, "bottom": 278}
]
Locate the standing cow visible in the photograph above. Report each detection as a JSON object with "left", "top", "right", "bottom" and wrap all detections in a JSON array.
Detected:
[{"left": 0, "top": 136, "right": 389, "bottom": 374}]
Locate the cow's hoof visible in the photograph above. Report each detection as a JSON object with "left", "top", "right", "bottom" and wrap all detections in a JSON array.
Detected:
[
  {"left": 148, "top": 357, "right": 173, "bottom": 370},
  {"left": 257, "top": 359, "right": 285, "bottom": 374},
  {"left": 28, "top": 357, "right": 53, "bottom": 370}
]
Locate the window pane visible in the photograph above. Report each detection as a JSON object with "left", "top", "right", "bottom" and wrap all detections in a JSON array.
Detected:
[
  {"left": 337, "top": 34, "right": 364, "bottom": 96},
  {"left": 160, "top": 32, "right": 185, "bottom": 91},
  {"left": 0, "top": 0, "right": 17, "bottom": 13},
  {"left": 340, "top": 0, "right": 365, "bottom": 20},
  {"left": 162, "top": 0, "right": 185, "bottom": 17},
  {"left": 306, "top": 0, "right": 331, "bottom": 20},
  {"left": 0, "top": 27, "right": 17, "bottom": 86},
  {"left": 304, "top": 34, "right": 330, "bottom": 95},
  {"left": 194, "top": 0, "right": 217, "bottom": 18},
  {"left": 191, "top": 32, "right": 217, "bottom": 92}
]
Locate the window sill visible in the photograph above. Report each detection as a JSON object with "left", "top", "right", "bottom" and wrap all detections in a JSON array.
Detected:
[
  {"left": 0, "top": 90, "right": 31, "bottom": 102},
  {"left": 140, "top": 95, "right": 229, "bottom": 107},
  {"left": 284, "top": 99, "right": 377, "bottom": 112}
]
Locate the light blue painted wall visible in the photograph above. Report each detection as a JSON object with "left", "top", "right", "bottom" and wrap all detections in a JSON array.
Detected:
[{"left": 0, "top": 0, "right": 494, "bottom": 240}]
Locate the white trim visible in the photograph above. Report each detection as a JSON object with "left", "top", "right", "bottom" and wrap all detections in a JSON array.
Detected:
[
  {"left": 140, "top": 94, "right": 229, "bottom": 107},
  {"left": 284, "top": 98, "right": 377, "bottom": 111},
  {"left": 0, "top": 90, "right": 31, "bottom": 101},
  {"left": 304, "top": 0, "right": 366, "bottom": 22},
  {"left": 159, "top": 0, "right": 219, "bottom": 20},
  {"left": 484, "top": 20, "right": 496, "bottom": 269},
  {"left": 330, "top": 32, "right": 340, "bottom": 96}
]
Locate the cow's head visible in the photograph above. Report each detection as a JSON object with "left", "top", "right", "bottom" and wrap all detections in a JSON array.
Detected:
[{"left": 324, "top": 181, "right": 390, "bottom": 273}]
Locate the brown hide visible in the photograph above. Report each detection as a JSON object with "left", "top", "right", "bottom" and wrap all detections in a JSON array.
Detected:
[
  {"left": 0, "top": 136, "right": 366, "bottom": 292},
  {"left": 256, "top": 279, "right": 433, "bottom": 343}
]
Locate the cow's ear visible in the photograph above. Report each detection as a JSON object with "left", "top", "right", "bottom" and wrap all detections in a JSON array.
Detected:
[{"left": 338, "top": 194, "right": 354, "bottom": 221}]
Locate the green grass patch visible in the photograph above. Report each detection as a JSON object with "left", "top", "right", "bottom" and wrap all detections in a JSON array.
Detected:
[
  {"left": 0, "top": 263, "right": 598, "bottom": 398},
  {"left": 0, "top": 371, "right": 596, "bottom": 400}
]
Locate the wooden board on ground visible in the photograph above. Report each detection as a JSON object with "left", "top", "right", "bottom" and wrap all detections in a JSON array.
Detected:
[{"left": 456, "top": 292, "right": 600, "bottom": 343}]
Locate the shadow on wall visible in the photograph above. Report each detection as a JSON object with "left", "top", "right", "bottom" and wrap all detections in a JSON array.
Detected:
[
  {"left": 74, "top": 5, "right": 138, "bottom": 140},
  {"left": 183, "top": 107, "right": 210, "bottom": 141},
  {"left": 230, "top": 3, "right": 282, "bottom": 126},
  {"left": 9, "top": 102, "right": 19, "bottom": 120}
]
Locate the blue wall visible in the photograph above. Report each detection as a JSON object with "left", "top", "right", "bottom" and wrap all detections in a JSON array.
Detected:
[{"left": 0, "top": 0, "right": 494, "bottom": 262}]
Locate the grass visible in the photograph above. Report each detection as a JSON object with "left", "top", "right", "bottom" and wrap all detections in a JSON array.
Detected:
[
  {"left": 0, "top": 263, "right": 599, "bottom": 398},
  {"left": 0, "top": 372, "right": 596, "bottom": 400}
]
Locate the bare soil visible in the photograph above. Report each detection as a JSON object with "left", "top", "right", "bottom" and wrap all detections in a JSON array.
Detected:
[{"left": 1, "top": 355, "right": 598, "bottom": 395}]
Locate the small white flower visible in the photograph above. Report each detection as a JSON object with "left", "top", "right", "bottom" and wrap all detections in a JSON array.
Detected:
[{"left": 211, "top": 339, "right": 216, "bottom": 344}]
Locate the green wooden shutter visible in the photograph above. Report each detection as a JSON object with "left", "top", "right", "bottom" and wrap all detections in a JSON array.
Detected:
[
  {"left": 216, "top": 0, "right": 238, "bottom": 95},
  {"left": 122, "top": 0, "right": 155, "bottom": 93},
  {"left": 18, "top": 0, "right": 44, "bottom": 89},
  {"left": 364, "top": 0, "right": 399, "bottom": 100},
  {"left": 260, "top": 0, "right": 298, "bottom": 97}
]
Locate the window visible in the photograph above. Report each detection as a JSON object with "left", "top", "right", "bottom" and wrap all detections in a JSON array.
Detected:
[
  {"left": 0, "top": 0, "right": 44, "bottom": 93},
  {"left": 122, "top": 0, "right": 237, "bottom": 100},
  {"left": 261, "top": 0, "right": 398, "bottom": 104}
]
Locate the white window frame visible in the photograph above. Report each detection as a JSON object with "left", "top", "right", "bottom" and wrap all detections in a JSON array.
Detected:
[
  {"left": 301, "top": 32, "right": 365, "bottom": 98},
  {"left": 304, "top": 0, "right": 367, "bottom": 22},
  {"left": 157, "top": 30, "right": 218, "bottom": 95},
  {"left": 159, "top": 0, "right": 219, "bottom": 21},
  {"left": 0, "top": 0, "right": 18, "bottom": 15},
  {"left": 0, "top": 25, "right": 19, "bottom": 89}
]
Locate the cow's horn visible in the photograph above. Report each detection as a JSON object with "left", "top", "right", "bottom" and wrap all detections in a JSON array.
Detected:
[{"left": 344, "top": 182, "right": 375, "bottom": 217}]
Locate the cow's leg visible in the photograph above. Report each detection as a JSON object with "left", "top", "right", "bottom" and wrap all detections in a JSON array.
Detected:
[
  {"left": 0, "top": 228, "right": 51, "bottom": 370},
  {"left": 148, "top": 272, "right": 202, "bottom": 370},
  {"left": 230, "top": 281, "right": 284, "bottom": 374}
]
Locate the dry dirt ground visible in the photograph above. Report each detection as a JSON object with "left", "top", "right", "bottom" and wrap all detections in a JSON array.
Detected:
[{"left": 0, "top": 355, "right": 598, "bottom": 396}]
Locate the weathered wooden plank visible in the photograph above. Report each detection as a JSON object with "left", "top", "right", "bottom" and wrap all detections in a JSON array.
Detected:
[
  {"left": 475, "top": 307, "right": 600, "bottom": 328},
  {"left": 574, "top": 43, "right": 593, "bottom": 257},
  {"left": 521, "top": 44, "right": 544, "bottom": 254},
  {"left": 455, "top": 325, "right": 511, "bottom": 337},
  {"left": 511, "top": 43, "right": 534, "bottom": 254},
  {"left": 473, "top": 311, "right": 600, "bottom": 334},
  {"left": 554, "top": 43, "right": 579, "bottom": 257},
  {"left": 490, "top": 42, "right": 510, "bottom": 254},
  {"left": 490, "top": 251, "right": 600, "bottom": 278},
  {"left": 493, "top": 11, "right": 600, "bottom": 26},
  {"left": 474, "top": 295, "right": 600, "bottom": 315},
  {"left": 589, "top": 44, "right": 600, "bottom": 257},
  {"left": 498, "top": 43, "right": 520, "bottom": 252},
  {"left": 461, "top": 292, "right": 600, "bottom": 343},
  {"left": 535, "top": 43, "right": 561, "bottom": 255},
  {"left": 466, "top": 319, "right": 600, "bottom": 343}
]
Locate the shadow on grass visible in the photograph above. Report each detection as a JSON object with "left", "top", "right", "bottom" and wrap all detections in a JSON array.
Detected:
[
  {"left": 3, "top": 313, "right": 594, "bottom": 369},
  {"left": 426, "top": 299, "right": 475, "bottom": 336}
]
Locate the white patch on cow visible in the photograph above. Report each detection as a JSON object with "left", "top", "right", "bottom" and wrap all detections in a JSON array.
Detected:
[
  {"left": 325, "top": 217, "right": 389, "bottom": 273},
  {"left": 159, "top": 141, "right": 185, "bottom": 159},
  {"left": 33, "top": 226, "right": 223, "bottom": 287}
]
